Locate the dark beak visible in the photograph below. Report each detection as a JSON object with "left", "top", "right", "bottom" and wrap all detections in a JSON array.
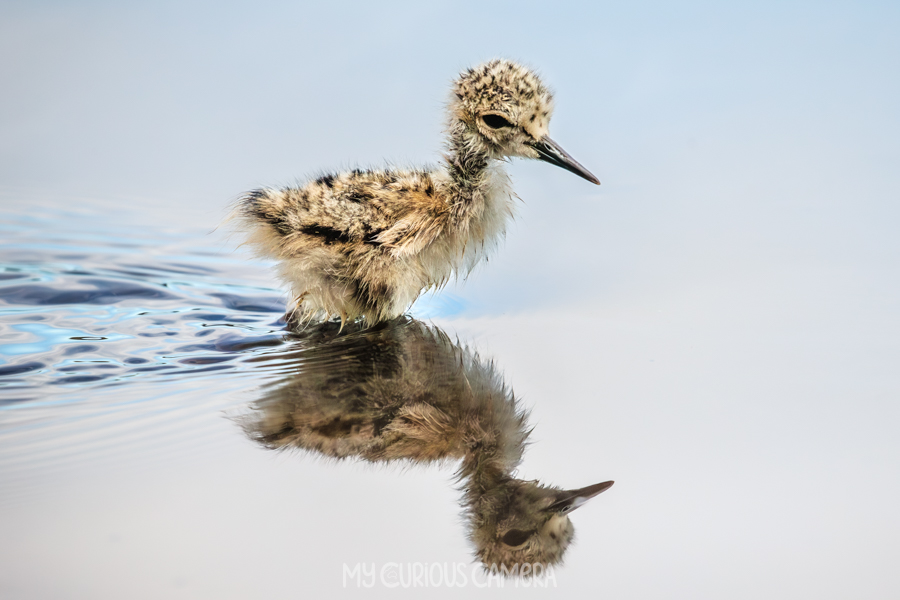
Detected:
[
  {"left": 528, "top": 136, "right": 600, "bottom": 185},
  {"left": 546, "top": 480, "right": 614, "bottom": 514}
]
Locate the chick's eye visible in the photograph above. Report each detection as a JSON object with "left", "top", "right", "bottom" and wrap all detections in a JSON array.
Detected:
[
  {"left": 500, "top": 529, "right": 534, "bottom": 547},
  {"left": 482, "top": 114, "right": 515, "bottom": 129}
]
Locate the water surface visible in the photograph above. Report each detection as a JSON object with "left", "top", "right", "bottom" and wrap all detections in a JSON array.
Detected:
[{"left": 2, "top": 193, "right": 899, "bottom": 599}]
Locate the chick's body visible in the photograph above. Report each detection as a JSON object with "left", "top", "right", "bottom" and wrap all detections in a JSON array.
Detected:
[{"left": 240, "top": 164, "right": 513, "bottom": 323}]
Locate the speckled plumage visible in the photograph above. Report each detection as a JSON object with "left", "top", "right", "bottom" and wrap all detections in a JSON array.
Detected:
[
  {"left": 231, "top": 59, "right": 599, "bottom": 324},
  {"left": 241, "top": 317, "right": 612, "bottom": 573}
]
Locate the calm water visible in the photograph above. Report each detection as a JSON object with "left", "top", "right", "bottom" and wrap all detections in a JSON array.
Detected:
[{"left": 2, "top": 195, "right": 899, "bottom": 599}]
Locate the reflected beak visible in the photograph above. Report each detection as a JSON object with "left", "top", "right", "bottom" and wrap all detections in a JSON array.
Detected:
[
  {"left": 546, "top": 480, "right": 614, "bottom": 514},
  {"left": 528, "top": 136, "right": 601, "bottom": 185}
]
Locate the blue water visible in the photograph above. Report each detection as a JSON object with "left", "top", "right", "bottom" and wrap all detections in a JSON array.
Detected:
[{"left": 1, "top": 214, "right": 282, "bottom": 382}]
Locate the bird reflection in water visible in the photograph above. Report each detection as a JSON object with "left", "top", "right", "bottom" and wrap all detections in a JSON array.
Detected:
[{"left": 241, "top": 317, "right": 613, "bottom": 574}]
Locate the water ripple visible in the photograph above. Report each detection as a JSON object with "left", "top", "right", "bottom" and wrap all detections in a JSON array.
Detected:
[{"left": 0, "top": 204, "right": 296, "bottom": 424}]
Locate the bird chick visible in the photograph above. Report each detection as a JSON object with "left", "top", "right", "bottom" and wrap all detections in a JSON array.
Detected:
[{"left": 232, "top": 59, "right": 599, "bottom": 325}]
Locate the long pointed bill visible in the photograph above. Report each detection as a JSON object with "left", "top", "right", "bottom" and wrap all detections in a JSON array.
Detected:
[
  {"left": 528, "top": 136, "right": 600, "bottom": 185},
  {"left": 546, "top": 480, "right": 614, "bottom": 514}
]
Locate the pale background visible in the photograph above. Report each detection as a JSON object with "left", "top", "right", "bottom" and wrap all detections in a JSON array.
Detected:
[{"left": 1, "top": 1, "right": 898, "bottom": 598}]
